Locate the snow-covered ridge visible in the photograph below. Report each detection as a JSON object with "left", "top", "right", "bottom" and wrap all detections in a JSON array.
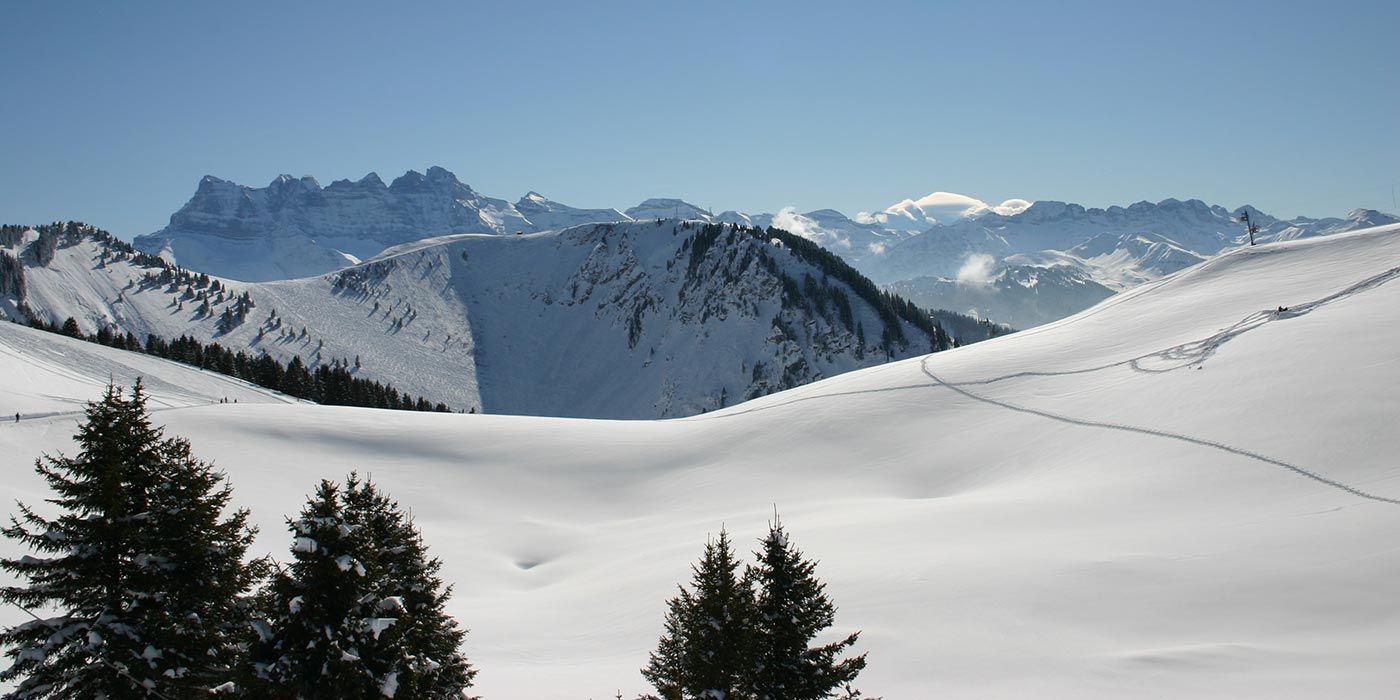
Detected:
[
  {"left": 6, "top": 220, "right": 951, "bottom": 419},
  {"left": 4, "top": 222, "right": 1399, "bottom": 697}
]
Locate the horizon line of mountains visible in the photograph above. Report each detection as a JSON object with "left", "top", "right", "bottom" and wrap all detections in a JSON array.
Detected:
[
  {"left": 133, "top": 166, "right": 1390, "bottom": 271},
  {"left": 4, "top": 164, "right": 1396, "bottom": 418},
  {"left": 127, "top": 165, "right": 1397, "bottom": 329}
]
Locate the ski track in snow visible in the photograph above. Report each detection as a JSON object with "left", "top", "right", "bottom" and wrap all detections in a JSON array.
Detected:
[
  {"left": 695, "top": 264, "right": 1400, "bottom": 505},
  {"left": 918, "top": 357, "right": 1400, "bottom": 506}
]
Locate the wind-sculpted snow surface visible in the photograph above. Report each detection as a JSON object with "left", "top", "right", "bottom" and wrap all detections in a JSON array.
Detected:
[{"left": 2, "top": 223, "right": 1399, "bottom": 698}]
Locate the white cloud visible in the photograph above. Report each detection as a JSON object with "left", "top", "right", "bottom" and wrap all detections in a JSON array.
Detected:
[
  {"left": 993, "top": 198, "right": 1034, "bottom": 216},
  {"left": 956, "top": 253, "right": 998, "bottom": 286},
  {"left": 901, "top": 192, "right": 992, "bottom": 221},
  {"left": 771, "top": 206, "right": 850, "bottom": 250},
  {"left": 864, "top": 191, "right": 1033, "bottom": 231}
]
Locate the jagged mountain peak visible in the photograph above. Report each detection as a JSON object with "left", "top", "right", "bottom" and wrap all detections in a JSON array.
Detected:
[
  {"left": 326, "top": 172, "right": 389, "bottom": 192},
  {"left": 425, "top": 164, "right": 456, "bottom": 179},
  {"left": 388, "top": 168, "right": 428, "bottom": 191},
  {"left": 135, "top": 166, "right": 539, "bottom": 281}
]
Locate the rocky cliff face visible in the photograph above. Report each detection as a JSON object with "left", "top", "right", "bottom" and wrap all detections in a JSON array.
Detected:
[{"left": 134, "top": 167, "right": 620, "bottom": 282}]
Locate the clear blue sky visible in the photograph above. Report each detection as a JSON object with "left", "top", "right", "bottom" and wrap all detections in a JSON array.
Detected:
[{"left": 3, "top": 0, "right": 1396, "bottom": 238}]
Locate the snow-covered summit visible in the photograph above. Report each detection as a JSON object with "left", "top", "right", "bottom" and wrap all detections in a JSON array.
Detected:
[
  {"left": 513, "top": 191, "right": 630, "bottom": 230},
  {"left": 624, "top": 198, "right": 712, "bottom": 221}
]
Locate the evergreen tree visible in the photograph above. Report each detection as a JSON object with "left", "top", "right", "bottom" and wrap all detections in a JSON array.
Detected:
[
  {"left": 342, "top": 479, "right": 475, "bottom": 698},
  {"left": 0, "top": 382, "right": 260, "bottom": 697},
  {"left": 747, "top": 517, "right": 866, "bottom": 700},
  {"left": 642, "top": 528, "right": 756, "bottom": 700},
  {"left": 249, "top": 474, "right": 474, "bottom": 699}
]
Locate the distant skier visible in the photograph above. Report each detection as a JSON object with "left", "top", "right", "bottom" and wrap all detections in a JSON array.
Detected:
[{"left": 14, "top": 412, "right": 19, "bottom": 423}]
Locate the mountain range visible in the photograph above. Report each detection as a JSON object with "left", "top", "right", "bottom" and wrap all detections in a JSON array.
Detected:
[
  {"left": 134, "top": 166, "right": 1396, "bottom": 329},
  {"left": 135, "top": 167, "right": 614, "bottom": 282}
]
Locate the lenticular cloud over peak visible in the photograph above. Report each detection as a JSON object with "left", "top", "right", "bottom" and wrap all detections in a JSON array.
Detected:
[
  {"left": 856, "top": 190, "right": 1033, "bottom": 231},
  {"left": 990, "top": 198, "right": 1033, "bottom": 216}
]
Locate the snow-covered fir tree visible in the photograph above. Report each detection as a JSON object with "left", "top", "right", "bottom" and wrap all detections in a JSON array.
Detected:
[
  {"left": 248, "top": 474, "right": 474, "bottom": 699},
  {"left": 641, "top": 528, "right": 757, "bottom": 700},
  {"left": 0, "top": 382, "right": 260, "bottom": 697},
  {"left": 747, "top": 517, "right": 866, "bottom": 700},
  {"left": 340, "top": 477, "right": 475, "bottom": 698}
]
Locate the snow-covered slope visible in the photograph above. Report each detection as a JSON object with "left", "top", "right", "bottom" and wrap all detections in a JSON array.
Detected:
[
  {"left": 5, "top": 221, "right": 948, "bottom": 419},
  {"left": 1258, "top": 208, "right": 1399, "bottom": 245},
  {"left": 0, "top": 320, "right": 297, "bottom": 418},
  {"left": 863, "top": 198, "right": 1243, "bottom": 284},
  {"left": 1063, "top": 232, "right": 1209, "bottom": 288},
  {"left": 2, "top": 223, "right": 1397, "bottom": 698}
]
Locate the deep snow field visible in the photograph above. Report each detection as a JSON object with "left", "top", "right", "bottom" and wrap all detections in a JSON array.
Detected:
[{"left": 2, "top": 224, "right": 1399, "bottom": 698}]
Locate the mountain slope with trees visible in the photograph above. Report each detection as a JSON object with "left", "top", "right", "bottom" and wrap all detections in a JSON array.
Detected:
[{"left": 3, "top": 220, "right": 952, "bottom": 419}]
